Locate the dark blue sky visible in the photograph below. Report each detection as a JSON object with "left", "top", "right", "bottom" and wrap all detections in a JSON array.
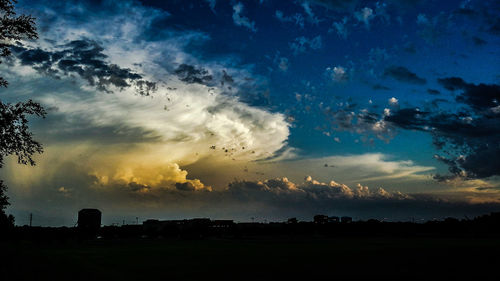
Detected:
[{"left": 132, "top": 0, "right": 500, "bottom": 169}]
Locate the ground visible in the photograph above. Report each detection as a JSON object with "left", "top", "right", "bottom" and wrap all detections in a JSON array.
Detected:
[{"left": 3, "top": 237, "right": 500, "bottom": 280}]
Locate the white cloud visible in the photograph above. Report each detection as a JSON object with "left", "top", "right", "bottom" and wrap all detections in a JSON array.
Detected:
[
  {"left": 383, "top": 108, "right": 391, "bottom": 116},
  {"left": 326, "top": 65, "right": 349, "bottom": 82},
  {"left": 417, "top": 13, "right": 429, "bottom": 25},
  {"left": 3, "top": 0, "right": 290, "bottom": 194},
  {"left": 289, "top": 35, "right": 322, "bottom": 55},
  {"left": 275, "top": 10, "right": 305, "bottom": 28},
  {"left": 232, "top": 2, "right": 257, "bottom": 32},
  {"left": 355, "top": 7, "right": 375, "bottom": 28},
  {"left": 278, "top": 57, "right": 289, "bottom": 71},
  {"left": 255, "top": 153, "right": 436, "bottom": 189},
  {"left": 301, "top": 1, "right": 320, "bottom": 25},
  {"left": 388, "top": 97, "right": 399, "bottom": 106},
  {"left": 230, "top": 175, "right": 408, "bottom": 200},
  {"left": 205, "top": 0, "right": 216, "bottom": 13},
  {"left": 330, "top": 17, "right": 348, "bottom": 39}
]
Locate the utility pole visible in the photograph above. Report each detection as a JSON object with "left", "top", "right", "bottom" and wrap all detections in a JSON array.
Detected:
[
  {"left": 136, "top": 217, "right": 139, "bottom": 225},
  {"left": 29, "top": 213, "right": 32, "bottom": 227}
]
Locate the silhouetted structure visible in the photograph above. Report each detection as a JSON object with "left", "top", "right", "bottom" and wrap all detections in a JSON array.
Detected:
[
  {"left": 5, "top": 210, "right": 500, "bottom": 242},
  {"left": 142, "top": 218, "right": 234, "bottom": 238},
  {"left": 328, "top": 216, "right": 340, "bottom": 223},
  {"left": 341, "top": 216, "right": 352, "bottom": 223},
  {"left": 314, "top": 215, "right": 329, "bottom": 224},
  {"left": 211, "top": 220, "right": 234, "bottom": 228},
  {"left": 77, "top": 209, "right": 101, "bottom": 237}
]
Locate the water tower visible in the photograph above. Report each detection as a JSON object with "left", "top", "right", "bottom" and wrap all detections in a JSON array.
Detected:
[{"left": 77, "top": 209, "right": 102, "bottom": 234}]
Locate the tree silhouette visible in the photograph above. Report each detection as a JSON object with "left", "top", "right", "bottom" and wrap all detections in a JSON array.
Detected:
[
  {"left": 0, "top": 0, "right": 45, "bottom": 227},
  {"left": 0, "top": 180, "right": 12, "bottom": 228}
]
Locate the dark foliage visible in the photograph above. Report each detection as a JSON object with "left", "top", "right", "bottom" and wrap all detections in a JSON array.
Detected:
[
  {"left": 0, "top": 99, "right": 46, "bottom": 168},
  {"left": 0, "top": 180, "right": 8, "bottom": 211},
  {"left": 0, "top": 0, "right": 44, "bottom": 227},
  {"left": 0, "top": 0, "right": 37, "bottom": 87},
  {"left": 0, "top": 180, "right": 15, "bottom": 230}
]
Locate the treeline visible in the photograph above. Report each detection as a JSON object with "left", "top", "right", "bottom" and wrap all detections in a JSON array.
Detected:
[{"left": 2, "top": 212, "right": 500, "bottom": 241}]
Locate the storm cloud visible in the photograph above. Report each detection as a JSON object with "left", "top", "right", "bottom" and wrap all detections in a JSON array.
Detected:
[
  {"left": 380, "top": 78, "right": 500, "bottom": 180},
  {"left": 12, "top": 40, "right": 156, "bottom": 95},
  {"left": 384, "top": 66, "right": 426, "bottom": 85}
]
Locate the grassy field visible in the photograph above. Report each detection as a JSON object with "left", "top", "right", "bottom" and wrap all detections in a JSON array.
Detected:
[{"left": 3, "top": 237, "right": 500, "bottom": 280}]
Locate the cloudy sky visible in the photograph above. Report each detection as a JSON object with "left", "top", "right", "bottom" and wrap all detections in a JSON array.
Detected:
[{"left": 1, "top": 0, "right": 500, "bottom": 225}]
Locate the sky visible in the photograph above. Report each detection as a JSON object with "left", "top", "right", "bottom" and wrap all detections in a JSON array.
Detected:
[{"left": 1, "top": 0, "right": 500, "bottom": 226}]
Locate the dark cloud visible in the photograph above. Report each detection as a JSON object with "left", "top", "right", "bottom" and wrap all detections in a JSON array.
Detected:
[
  {"left": 488, "top": 18, "right": 500, "bottom": 35},
  {"left": 438, "top": 77, "right": 500, "bottom": 111},
  {"left": 135, "top": 80, "right": 158, "bottom": 97},
  {"left": 379, "top": 77, "right": 500, "bottom": 180},
  {"left": 325, "top": 107, "right": 355, "bottom": 130},
  {"left": 475, "top": 186, "right": 498, "bottom": 191},
  {"left": 427, "top": 89, "right": 440, "bottom": 95},
  {"left": 17, "top": 48, "right": 51, "bottom": 64},
  {"left": 428, "top": 98, "right": 448, "bottom": 108},
  {"left": 128, "top": 182, "right": 151, "bottom": 192},
  {"left": 221, "top": 70, "right": 234, "bottom": 86},
  {"left": 384, "top": 66, "right": 426, "bottom": 85},
  {"left": 437, "top": 77, "right": 468, "bottom": 91},
  {"left": 385, "top": 107, "right": 500, "bottom": 178},
  {"left": 357, "top": 111, "right": 380, "bottom": 124},
  {"left": 454, "top": 8, "right": 477, "bottom": 17},
  {"left": 455, "top": 84, "right": 500, "bottom": 112},
  {"left": 12, "top": 39, "right": 156, "bottom": 95},
  {"left": 403, "top": 43, "right": 417, "bottom": 54},
  {"left": 323, "top": 104, "right": 395, "bottom": 143},
  {"left": 472, "top": 36, "right": 487, "bottom": 46},
  {"left": 384, "top": 108, "right": 429, "bottom": 130},
  {"left": 174, "top": 64, "right": 213, "bottom": 85},
  {"left": 372, "top": 84, "right": 391, "bottom": 91},
  {"left": 175, "top": 182, "right": 198, "bottom": 191}
]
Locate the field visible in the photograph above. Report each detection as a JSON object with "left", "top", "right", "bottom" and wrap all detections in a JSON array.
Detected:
[{"left": 3, "top": 236, "right": 500, "bottom": 280}]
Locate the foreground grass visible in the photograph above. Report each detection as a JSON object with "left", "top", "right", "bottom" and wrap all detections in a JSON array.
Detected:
[{"left": 3, "top": 237, "right": 500, "bottom": 280}]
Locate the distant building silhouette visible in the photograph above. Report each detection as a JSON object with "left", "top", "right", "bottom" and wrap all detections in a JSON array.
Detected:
[
  {"left": 341, "top": 216, "right": 352, "bottom": 223},
  {"left": 314, "top": 215, "right": 329, "bottom": 224},
  {"left": 328, "top": 216, "right": 340, "bottom": 223},
  {"left": 77, "top": 209, "right": 101, "bottom": 236},
  {"left": 211, "top": 220, "right": 234, "bottom": 228},
  {"left": 6, "top": 211, "right": 500, "bottom": 242},
  {"left": 143, "top": 218, "right": 234, "bottom": 238}
]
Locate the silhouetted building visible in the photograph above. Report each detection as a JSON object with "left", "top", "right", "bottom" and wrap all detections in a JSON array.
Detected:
[
  {"left": 187, "top": 218, "right": 211, "bottom": 227},
  {"left": 328, "top": 216, "right": 340, "bottom": 223},
  {"left": 287, "top": 217, "right": 298, "bottom": 224},
  {"left": 77, "top": 209, "right": 101, "bottom": 236},
  {"left": 143, "top": 219, "right": 185, "bottom": 230},
  {"left": 211, "top": 220, "right": 234, "bottom": 228},
  {"left": 143, "top": 219, "right": 161, "bottom": 232},
  {"left": 341, "top": 216, "right": 352, "bottom": 223},
  {"left": 314, "top": 215, "right": 329, "bottom": 224}
]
